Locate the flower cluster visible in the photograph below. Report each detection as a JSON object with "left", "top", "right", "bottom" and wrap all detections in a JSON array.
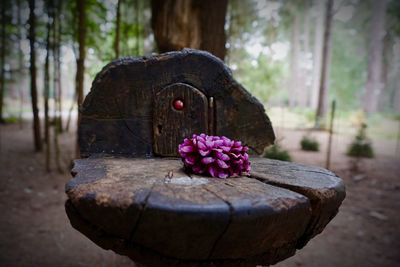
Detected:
[{"left": 178, "top": 133, "right": 250, "bottom": 179}]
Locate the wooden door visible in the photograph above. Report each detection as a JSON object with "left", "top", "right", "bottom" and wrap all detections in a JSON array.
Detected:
[{"left": 153, "top": 83, "right": 209, "bottom": 156}]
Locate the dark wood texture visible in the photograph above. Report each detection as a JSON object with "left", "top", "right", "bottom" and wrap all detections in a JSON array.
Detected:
[
  {"left": 78, "top": 49, "right": 275, "bottom": 158},
  {"left": 65, "top": 157, "right": 345, "bottom": 267},
  {"left": 250, "top": 158, "right": 346, "bottom": 247},
  {"left": 153, "top": 83, "right": 209, "bottom": 156},
  {"left": 151, "top": 0, "right": 228, "bottom": 60}
]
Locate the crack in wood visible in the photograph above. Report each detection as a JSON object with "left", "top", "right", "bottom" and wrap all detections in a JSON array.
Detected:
[
  {"left": 67, "top": 197, "right": 300, "bottom": 266},
  {"left": 202, "top": 186, "right": 234, "bottom": 260},
  {"left": 127, "top": 181, "right": 158, "bottom": 243},
  {"left": 114, "top": 98, "right": 152, "bottom": 146},
  {"left": 249, "top": 172, "right": 343, "bottom": 248}
]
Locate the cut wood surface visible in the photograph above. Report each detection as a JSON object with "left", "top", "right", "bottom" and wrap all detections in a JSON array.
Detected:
[
  {"left": 251, "top": 158, "right": 346, "bottom": 247},
  {"left": 65, "top": 157, "right": 345, "bottom": 267},
  {"left": 78, "top": 49, "right": 275, "bottom": 158}
]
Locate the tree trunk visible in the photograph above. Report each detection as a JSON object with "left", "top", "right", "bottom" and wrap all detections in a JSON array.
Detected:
[
  {"left": 311, "top": 0, "right": 325, "bottom": 110},
  {"left": 288, "top": 9, "right": 301, "bottom": 107},
  {"left": 135, "top": 0, "right": 140, "bottom": 55},
  {"left": 114, "top": 0, "right": 121, "bottom": 58},
  {"left": 151, "top": 0, "right": 228, "bottom": 61},
  {"left": 363, "top": 0, "right": 387, "bottom": 114},
  {"left": 55, "top": 0, "right": 63, "bottom": 132},
  {"left": 303, "top": 0, "right": 312, "bottom": 107},
  {"left": 51, "top": 0, "right": 62, "bottom": 172},
  {"left": 44, "top": 0, "right": 52, "bottom": 171},
  {"left": 315, "top": 0, "right": 333, "bottom": 128},
  {"left": 0, "top": 1, "right": 6, "bottom": 123},
  {"left": 28, "top": 0, "right": 42, "bottom": 151},
  {"left": 17, "top": 0, "right": 24, "bottom": 129},
  {"left": 75, "top": 0, "right": 86, "bottom": 157},
  {"left": 391, "top": 39, "right": 400, "bottom": 113}
]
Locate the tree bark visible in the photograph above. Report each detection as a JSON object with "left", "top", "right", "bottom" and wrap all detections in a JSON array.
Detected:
[
  {"left": 311, "top": 0, "right": 325, "bottom": 110},
  {"left": 0, "top": 1, "right": 7, "bottom": 123},
  {"left": 151, "top": 0, "right": 228, "bottom": 61},
  {"left": 114, "top": 0, "right": 121, "bottom": 58},
  {"left": 288, "top": 9, "right": 301, "bottom": 107},
  {"left": 52, "top": 0, "right": 63, "bottom": 172},
  {"left": 44, "top": 0, "right": 52, "bottom": 171},
  {"left": 315, "top": 0, "right": 333, "bottom": 128},
  {"left": 75, "top": 0, "right": 86, "bottom": 156},
  {"left": 391, "top": 39, "right": 400, "bottom": 113},
  {"left": 55, "top": 0, "right": 63, "bottom": 132},
  {"left": 135, "top": 0, "right": 140, "bottom": 55},
  {"left": 363, "top": 0, "right": 387, "bottom": 114},
  {"left": 303, "top": 0, "right": 312, "bottom": 107},
  {"left": 17, "top": 0, "right": 24, "bottom": 129},
  {"left": 28, "top": 0, "right": 42, "bottom": 151}
]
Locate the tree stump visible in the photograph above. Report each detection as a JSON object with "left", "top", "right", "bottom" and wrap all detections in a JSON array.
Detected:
[{"left": 65, "top": 49, "right": 345, "bottom": 267}]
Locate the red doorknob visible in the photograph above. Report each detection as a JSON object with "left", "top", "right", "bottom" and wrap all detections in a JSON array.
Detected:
[{"left": 173, "top": 99, "right": 184, "bottom": 110}]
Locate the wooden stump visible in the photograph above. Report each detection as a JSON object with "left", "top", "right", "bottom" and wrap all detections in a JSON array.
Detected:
[{"left": 65, "top": 157, "right": 345, "bottom": 267}]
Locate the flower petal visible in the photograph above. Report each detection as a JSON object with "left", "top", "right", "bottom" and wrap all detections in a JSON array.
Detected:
[
  {"left": 208, "top": 165, "right": 218, "bottom": 177},
  {"left": 216, "top": 151, "right": 230, "bottom": 161},
  {"left": 201, "top": 157, "right": 215, "bottom": 164},
  {"left": 205, "top": 140, "right": 214, "bottom": 148},
  {"left": 180, "top": 145, "right": 195, "bottom": 153},
  {"left": 220, "top": 146, "right": 231, "bottom": 152},
  {"left": 197, "top": 141, "right": 207, "bottom": 150},
  {"left": 217, "top": 170, "right": 228, "bottom": 179},
  {"left": 192, "top": 164, "right": 206, "bottom": 174},
  {"left": 217, "top": 159, "right": 229, "bottom": 169},
  {"left": 199, "top": 149, "right": 211, "bottom": 156},
  {"left": 185, "top": 155, "right": 197, "bottom": 165}
]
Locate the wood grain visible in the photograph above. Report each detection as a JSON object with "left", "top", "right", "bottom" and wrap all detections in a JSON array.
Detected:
[
  {"left": 153, "top": 83, "right": 209, "bottom": 156},
  {"left": 65, "top": 157, "right": 345, "bottom": 266},
  {"left": 78, "top": 49, "right": 275, "bottom": 157},
  {"left": 250, "top": 158, "right": 346, "bottom": 247}
]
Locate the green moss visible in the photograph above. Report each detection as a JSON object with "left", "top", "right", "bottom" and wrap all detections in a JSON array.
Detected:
[
  {"left": 300, "top": 136, "right": 320, "bottom": 151},
  {"left": 347, "top": 123, "right": 374, "bottom": 158},
  {"left": 3, "top": 116, "right": 20, "bottom": 124},
  {"left": 263, "top": 144, "right": 291, "bottom": 162}
]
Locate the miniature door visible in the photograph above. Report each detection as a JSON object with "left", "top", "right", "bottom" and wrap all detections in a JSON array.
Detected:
[{"left": 153, "top": 83, "right": 210, "bottom": 156}]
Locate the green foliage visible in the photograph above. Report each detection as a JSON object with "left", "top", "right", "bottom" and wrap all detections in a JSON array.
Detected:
[
  {"left": 330, "top": 11, "right": 368, "bottom": 111},
  {"left": 300, "top": 135, "right": 320, "bottom": 151},
  {"left": 263, "top": 144, "right": 292, "bottom": 162},
  {"left": 3, "top": 116, "right": 20, "bottom": 124},
  {"left": 233, "top": 53, "right": 285, "bottom": 104},
  {"left": 347, "top": 123, "right": 374, "bottom": 158}
]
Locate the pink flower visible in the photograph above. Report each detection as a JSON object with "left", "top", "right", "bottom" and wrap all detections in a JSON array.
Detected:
[{"left": 178, "top": 134, "right": 251, "bottom": 179}]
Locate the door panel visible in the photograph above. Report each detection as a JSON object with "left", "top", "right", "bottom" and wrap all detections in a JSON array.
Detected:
[{"left": 153, "top": 83, "right": 209, "bottom": 156}]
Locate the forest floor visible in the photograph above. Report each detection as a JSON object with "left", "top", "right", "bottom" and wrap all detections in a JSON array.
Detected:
[{"left": 0, "top": 121, "right": 399, "bottom": 267}]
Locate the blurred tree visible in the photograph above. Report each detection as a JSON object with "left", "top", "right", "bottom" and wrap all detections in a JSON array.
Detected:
[
  {"left": 44, "top": 0, "right": 53, "bottom": 171},
  {"left": 28, "top": 0, "right": 42, "bottom": 151},
  {"left": 151, "top": 0, "right": 228, "bottom": 60},
  {"left": 75, "top": 0, "right": 87, "bottom": 157},
  {"left": 114, "top": 0, "right": 121, "bottom": 58},
  {"left": 311, "top": 0, "right": 325, "bottom": 109},
  {"left": 16, "top": 0, "right": 25, "bottom": 128},
  {"left": 0, "top": 0, "right": 8, "bottom": 123},
  {"left": 382, "top": 0, "right": 400, "bottom": 112},
  {"left": 288, "top": 3, "right": 301, "bottom": 107},
  {"left": 76, "top": 0, "right": 86, "bottom": 121},
  {"left": 315, "top": 0, "right": 333, "bottom": 127},
  {"left": 363, "top": 0, "right": 387, "bottom": 114},
  {"left": 54, "top": 0, "right": 63, "bottom": 132},
  {"left": 53, "top": 0, "right": 63, "bottom": 172}
]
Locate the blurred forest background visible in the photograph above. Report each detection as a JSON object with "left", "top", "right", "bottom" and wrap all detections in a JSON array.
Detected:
[
  {"left": 1, "top": 1, "right": 400, "bottom": 267},
  {"left": 0, "top": 0, "right": 399, "bottom": 156}
]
